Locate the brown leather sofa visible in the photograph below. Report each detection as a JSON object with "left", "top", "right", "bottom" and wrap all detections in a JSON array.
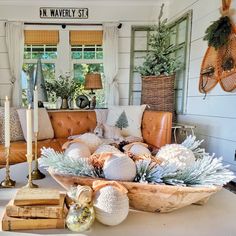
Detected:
[{"left": 0, "top": 110, "right": 172, "bottom": 166}]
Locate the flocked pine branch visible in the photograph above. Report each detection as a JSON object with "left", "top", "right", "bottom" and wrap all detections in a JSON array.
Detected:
[
  {"left": 134, "top": 158, "right": 180, "bottom": 184},
  {"left": 39, "top": 147, "right": 102, "bottom": 178},
  {"left": 163, "top": 153, "right": 235, "bottom": 187},
  {"left": 181, "top": 135, "right": 207, "bottom": 159}
]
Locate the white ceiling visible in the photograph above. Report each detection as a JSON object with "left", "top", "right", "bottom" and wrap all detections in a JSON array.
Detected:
[{"left": 0, "top": 0, "right": 168, "bottom": 6}]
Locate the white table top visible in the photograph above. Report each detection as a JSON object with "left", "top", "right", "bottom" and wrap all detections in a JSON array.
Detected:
[{"left": 0, "top": 162, "right": 236, "bottom": 236}]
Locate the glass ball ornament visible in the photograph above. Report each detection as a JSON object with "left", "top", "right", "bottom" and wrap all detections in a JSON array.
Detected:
[{"left": 66, "top": 203, "right": 95, "bottom": 232}]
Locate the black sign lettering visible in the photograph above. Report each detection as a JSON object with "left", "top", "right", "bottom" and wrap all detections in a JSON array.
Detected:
[{"left": 39, "top": 7, "right": 89, "bottom": 19}]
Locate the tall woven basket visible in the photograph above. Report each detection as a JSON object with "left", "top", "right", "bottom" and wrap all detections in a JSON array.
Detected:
[{"left": 141, "top": 75, "right": 176, "bottom": 121}]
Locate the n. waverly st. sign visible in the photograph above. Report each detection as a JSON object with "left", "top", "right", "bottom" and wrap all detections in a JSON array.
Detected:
[{"left": 40, "top": 8, "right": 89, "bottom": 19}]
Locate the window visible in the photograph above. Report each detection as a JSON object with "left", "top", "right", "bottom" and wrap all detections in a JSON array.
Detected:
[
  {"left": 71, "top": 44, "right": 105, "bottom": 108},
  {"left": 22, "top": 29, "right": 105, "bottom": 108},
  {"left": 22, "top": 44, "right": 57, "bottom": 107},
  {"left": 129, "top": 11, "right": 192, "bottom": 114}
]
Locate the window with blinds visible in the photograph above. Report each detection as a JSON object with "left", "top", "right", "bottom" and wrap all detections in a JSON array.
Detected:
[
  {"left": 70, "top": 30, "right": 105, "bottom": 108},
  {"left": 22, "top": 30, "right": 59, "bottom": 107}
]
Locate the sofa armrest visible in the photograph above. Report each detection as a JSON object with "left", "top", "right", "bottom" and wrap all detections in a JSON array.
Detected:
[{"left": 142, "top": 111, "right": 172, "bottom": 148}]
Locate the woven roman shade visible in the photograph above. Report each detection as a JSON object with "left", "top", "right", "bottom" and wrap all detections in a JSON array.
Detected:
[
  {"left": 70, "top": 30, "right": 103, "bottom": 45},
  {"left": 24, "top": 30, "right": 59, "bottom": 45}
]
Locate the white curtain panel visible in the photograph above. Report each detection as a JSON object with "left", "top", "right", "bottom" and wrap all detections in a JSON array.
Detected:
[
  {"left": 5, "top": 22, "right": 24, "bottom": 107},
  {"left": 103, "top": 23, "right": 119, "bottom": 106}
]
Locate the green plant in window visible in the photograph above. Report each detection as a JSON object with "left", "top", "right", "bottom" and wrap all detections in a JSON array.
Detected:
[
  {"left": 44, "top": 74, "right": 80, "bottom": 99},
  {"left": 136, "top": 4, "right": 182, "bottom": 76}
]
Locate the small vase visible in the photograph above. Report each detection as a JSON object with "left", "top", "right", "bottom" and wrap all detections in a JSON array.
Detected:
[{"left": 61, "top": 98, "right": 69, "bottom": 109}]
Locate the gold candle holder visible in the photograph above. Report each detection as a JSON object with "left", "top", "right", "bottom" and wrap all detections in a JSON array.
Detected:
[
  {"left": 0, "top": 147, "right": 15, "bottom": 188},
  {"left": 30, "top": 132, "right": 45, "bottom": 180},
  {"left": 24, "top": 154, "right": 38, "bottom": 188}
]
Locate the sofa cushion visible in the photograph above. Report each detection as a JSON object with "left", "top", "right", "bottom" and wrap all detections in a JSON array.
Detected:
[
  {"left": 106, "top": 105, "right": 146, "bottom": 138},
  {"left": 0, "top": 138, "right": 67, "bottom": 165},
  {"left": 0, "top": 107, "right": 24, "bottom": 144},
  {"left": 17, "top": 108, "right": 54, "bottom": 141}
]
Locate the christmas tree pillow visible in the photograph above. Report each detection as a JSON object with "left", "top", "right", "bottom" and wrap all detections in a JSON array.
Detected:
[{"left": 106, "top": 105, "right": 146, "bottom": 138}]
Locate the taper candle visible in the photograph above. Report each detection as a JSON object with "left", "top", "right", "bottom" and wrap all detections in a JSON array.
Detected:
[
  {"left": 4, "top": 96, "right": 10, "bottom": 148},
  {"left": 33, "top": 86, "right": 38, "bottom": 133},
  {"left": 26, "top": 105, "right": 32, "bottom": 161}
]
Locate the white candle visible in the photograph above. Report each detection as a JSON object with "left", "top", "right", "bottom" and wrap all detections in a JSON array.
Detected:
[
  {"left": 26, "top": 105, "right": 32, "bottom": 160},
  {"left": 33, "top": 86, "right": 38, "bottom": 133},
  {"left": 4, "top": 96, "right": 10, "bottom": 148}
]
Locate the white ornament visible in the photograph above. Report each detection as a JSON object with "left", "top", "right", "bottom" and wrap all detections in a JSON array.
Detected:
[
  {"left": 77, "top": 133, "right": 103, "bottom": 153},
  {"left": 103, "top": 154, "right": 136, "bottom": 181},
  {"left": 65, "top": 143, "right": 91, "bottom": 160},
  {"left": 93, "top": 186, "right": 129, "bottom": 226},
  {"left": 123, "top": 142, "right": 151, "bottom": 156},
  {"left": 94, "top": 144, "right": 122, "bottom": 155},
  {"left": 157, "top": 144, "right": 196, "bottom": 170}
]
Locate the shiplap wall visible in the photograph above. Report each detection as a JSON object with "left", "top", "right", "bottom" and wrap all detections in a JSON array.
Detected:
[
  {"left": 169, "top": 0, "right": 236, "bottom": 172},
  {"left": 0, "top": 2, "right": 164, "bottom": 106}
]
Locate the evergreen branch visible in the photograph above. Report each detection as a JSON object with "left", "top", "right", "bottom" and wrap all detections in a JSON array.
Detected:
[{"left": 39, "top": 147, "right": 102, "bottom": 177}]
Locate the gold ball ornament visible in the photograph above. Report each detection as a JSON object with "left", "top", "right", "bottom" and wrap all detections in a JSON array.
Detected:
[{"left": 66, "top": 203, "right": 95, "bottom": 232}]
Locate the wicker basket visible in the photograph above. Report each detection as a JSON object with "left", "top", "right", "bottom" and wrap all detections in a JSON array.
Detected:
[{"left": 141, "top": 75, "right": 175, "bottom": 121}]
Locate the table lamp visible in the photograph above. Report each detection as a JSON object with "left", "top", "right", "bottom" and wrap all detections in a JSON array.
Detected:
[{"left": 84, "top": 73, "right": 103, "bottom": 109}]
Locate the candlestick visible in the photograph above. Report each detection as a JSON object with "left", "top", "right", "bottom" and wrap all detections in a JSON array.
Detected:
[
  {"left": 30, "top": 132, "right": 45, "bottom": 180},
  {"left": 4, "top": 96, "right": 10, "bottom": 148},
  {"left": 0, "top": 147, "right": 16, "bottom": 188},
  {"left": 26, "top": 105, "right": 32, "bottom": 158},
  {"left": 24, "top": 154, "right": 38, "bottom": 189},
  {"left": 33, "top": 87, "right": 38, "bottom": 133},
  {"left": 24, "top": 106, "right": 38, "bottom": 188}
]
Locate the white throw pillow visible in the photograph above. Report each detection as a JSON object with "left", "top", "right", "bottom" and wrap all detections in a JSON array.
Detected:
[
  {"left": 106, "top": 105, "right": 146, "bottom": 138},
  {"left": 17, "top": 108, "right": 54, "bottom": 141}
]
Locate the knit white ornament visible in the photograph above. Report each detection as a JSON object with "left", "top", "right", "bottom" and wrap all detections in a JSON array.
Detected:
[
  {"left": 64, "top": 143, "right": 91, "bottom": 160},
  {"left": 103, "top": 154, "right": 136, "bottom": 181},
  {"left": 93, "top": 186, "right": 129, "bottom": 226},
  {"left": 157, "top": 144, "right": 196, "bottom": 170},
  {"left": 94, "top": 144, "right": 122, "bottom": 155},
  {"left": 77, "top": 133, "right": 103, "bottom": 153}
]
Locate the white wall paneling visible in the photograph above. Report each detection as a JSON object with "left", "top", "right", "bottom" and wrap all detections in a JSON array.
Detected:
[{"left": 169, "top": 0, "right": 236, "bottom": 173}]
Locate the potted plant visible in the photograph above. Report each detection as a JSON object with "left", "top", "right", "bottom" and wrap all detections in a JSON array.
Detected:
[
  {"left": 136, "top": 4, "right": 182, "bottom": 120},
  {"left": 44, "top": 74, "right": 80, "bottom": 109}
]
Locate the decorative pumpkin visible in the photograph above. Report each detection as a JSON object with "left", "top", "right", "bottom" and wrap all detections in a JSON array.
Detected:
[
  {"left": 156, "top": 144, "right": 195, "bottom": 170},
  {"left": 123, "top": 142, "right": 151, "bottom": 156},
  {"left": 92, "top": 181, "right": 129, "bottom": 226},
  {"left": 64, "top": 143, "right": 91, "bottom": 160},
  {"left": 103, "top": 153, "right": 136, "bottom": 181}
]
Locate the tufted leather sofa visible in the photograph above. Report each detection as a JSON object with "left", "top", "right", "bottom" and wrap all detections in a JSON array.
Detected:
[{"left": 0, "top": 110, "right": 172, "bottom": 166}]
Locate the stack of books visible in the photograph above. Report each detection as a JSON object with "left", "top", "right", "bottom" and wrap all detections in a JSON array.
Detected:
[{"left": 2, "top": 188, "right": 66, "bottom": 231}]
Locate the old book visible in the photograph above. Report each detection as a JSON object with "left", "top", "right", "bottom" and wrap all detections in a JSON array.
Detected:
[
  {"left": 14, "top": 188, "right": 60, "bottom": 206},
  {"left": 2, "top": 212, "right": 65, "bottom": 231},
  {"left": 6, "top": 194, "right": 65, "bottom": 219}
]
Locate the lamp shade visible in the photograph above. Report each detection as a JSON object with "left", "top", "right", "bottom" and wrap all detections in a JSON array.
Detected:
[{"left": 85, "top": 73, "right": 103, "bottom": 90}]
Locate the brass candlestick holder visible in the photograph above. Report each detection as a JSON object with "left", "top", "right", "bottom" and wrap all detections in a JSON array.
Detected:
[
  {"left": 30, "top": 132, "right": 45, "bottom": 180},
  {"left": 24, "top": 154, "right": 38, "bottom": 188},
  {"left": 0, "top": 147, "right": 16, "bottom": 188}
]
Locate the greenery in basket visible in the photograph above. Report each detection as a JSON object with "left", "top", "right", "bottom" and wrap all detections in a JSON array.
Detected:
[
  {"left": 136, "top": 4, "right": 182, "bottom": 76},
  {"left": 44, "top": 74, "right": 81, "bottom": 99}
]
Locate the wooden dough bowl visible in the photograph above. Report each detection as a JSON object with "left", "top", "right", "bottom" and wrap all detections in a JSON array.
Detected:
[{"left": 50, "top": 172, "right": 221, "bottom": 213}]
